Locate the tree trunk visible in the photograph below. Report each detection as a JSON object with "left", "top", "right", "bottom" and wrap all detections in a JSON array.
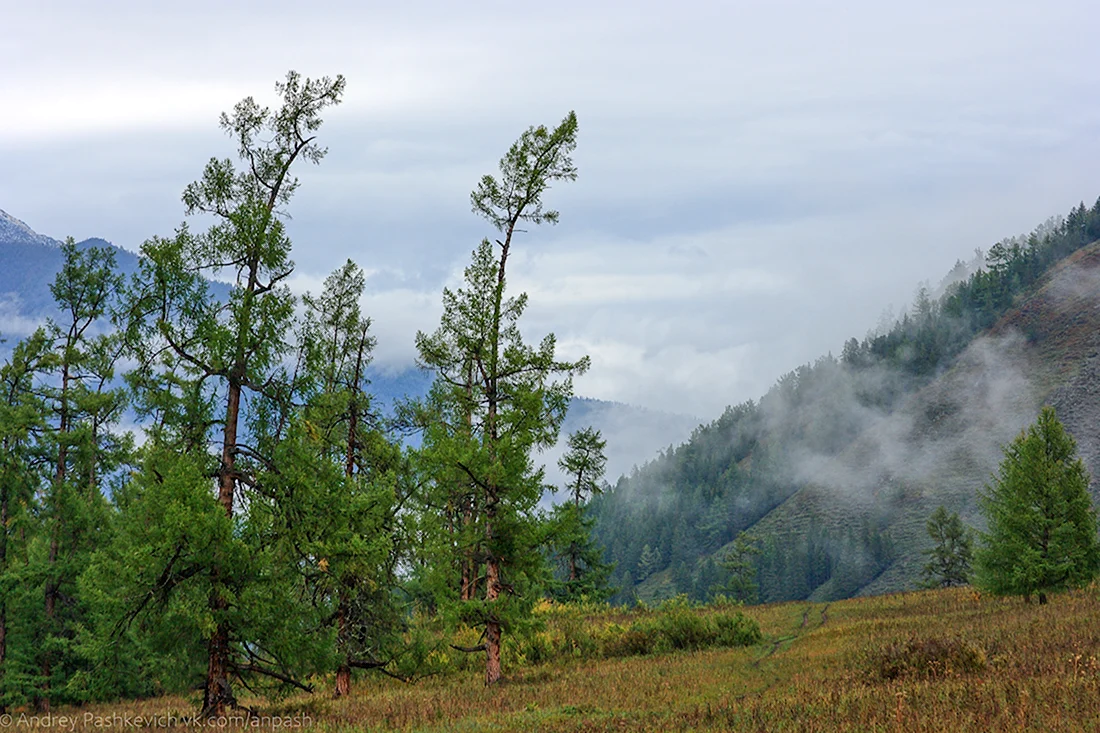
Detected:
[
  {"left": 334, "top": 663, "right": 351, "bottom": 698},
  {"left": 460, "top": 554, "right": 475, "bottom": 601},
  {"left": 334, "top": 597, "right": 351, "bottom": 698},
  {"left": 1038, "top": 592, "right": 1048, "bottom": 605},
  {"left": 0, "top": 487, "right": 6, "bottom": 715},
  {"left": 484, "top": 554, "right": 502, "bottom": 686},
  {"left": 481, "top": 227, "right": 513, "bottom": 688},
  {"left": 37, "top": 536, "right": 59, "bottom": 712},
  {"left": 459, "top": 359, "right": 477, "bottom": 603},
  {"left": 204, "top": 379, "right": 241, "bottom": 718},
  {"left": 38, "top": 362, "right": 70, "bottom": 713},
  {"left": 0, "top": 603, "right": 5, "bottom": 716},
  {"left": 202, "top": 617, "right": 233, "bottom": 718},
  {"left": 570, "top": 485, "right": 580, "bottom": 582}
]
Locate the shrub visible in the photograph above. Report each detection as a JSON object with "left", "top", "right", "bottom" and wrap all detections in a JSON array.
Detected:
[
  {"left": 600, "top": 624, "right": 660, "bottom": 658},
  {"left": 600, "top": 608, "right": 760, "bottom": 658},
  {"left": 712, "top": 611, "right": 764, "bottom": 647},
  {"left": 859, "top": 636, "right": 987, "bottom": 681},
  {"left": 517, "top": 598, "right": 762, "bottom": 664}
]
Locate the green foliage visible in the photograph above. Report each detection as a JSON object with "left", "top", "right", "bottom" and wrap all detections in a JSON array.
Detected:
[
  {"left": 408, "top": 112, "right": 585, "bottom": 684},
  {"left": 546, "top": 428, "right": 613, "bottom": 602},
  {"left": 921, "top": 506, "right": 973, "bottom": 588},
  {"left": 37, "top": 239, "right": 128, "bottom": 706},
  {"left": 515, "top": 597, "right": 760, "bottom": 665},
  {"left": 558, "top": 428, "right": 607, "bottom": 507},
  {"left": 0, "top": 239, "right": 133, "bottom": 710},
  {"left": 546, "top": 503, "right": 614, "bottom": 603},
  {"left": 86, "top": 72, "right": 350, "bottom": 712},
  {"left": 0, "top": 330, "right": 55, "bottom": 711},
  {"left": 470, "top": 111, "right": 578, "bottom": 230},
  {"left": 269, "top": 259, "right": 407, "bottom": 688},
  {"left": 716, "top": 532, "right": 760, "bottom": 604},
  {"left": 636, "top": 544, "right": 662, "bottom": 582},
  {"left": 599, "top": 598, "right": 760, "bottom": 658},
  {"left": 975, "top": 406, "right": 1100, "bottom": 604}
]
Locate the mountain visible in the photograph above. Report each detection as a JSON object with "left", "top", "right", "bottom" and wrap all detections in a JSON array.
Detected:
[
  {"left": 591, "top": 197, "right": 1100, "bottom": 605},
  {"left": 0, "top": 210, "right": 145, "bottom": 318},
  {"left": 0, "top": 208, "right": 698, "bottom": 485}
]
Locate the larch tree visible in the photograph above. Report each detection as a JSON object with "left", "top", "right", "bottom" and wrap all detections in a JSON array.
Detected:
[
  {"left": 275, "top": 259, "right": 404, "bottom": 697},
  {"left": 920, "top": 506, "right": 972, "bottom": 589},
  {"left": 717, "top": 531, "right": 761, "bottom": 604},
  {"left": 547, "top": 428, "right": 613, "bottom": 600},
  {"left": 91, "top": 72, "right": 346, "bottom": 716},
  {"left": 975, "top": 406, "right": 1100, "bottom": 604},
  {"left": 36, "top": 240, "right": 126, "bottom": 711},
  {"left": 413, "top": 111, "right": 587, "bottom": 686}
]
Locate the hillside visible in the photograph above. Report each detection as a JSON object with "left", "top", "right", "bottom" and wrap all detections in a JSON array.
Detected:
[
  {"left": 591, "top": 198, "right": 1100, "bottom": 604},
  {"left": 753, "top": 240, "right": 1100, "bottom": 600}
]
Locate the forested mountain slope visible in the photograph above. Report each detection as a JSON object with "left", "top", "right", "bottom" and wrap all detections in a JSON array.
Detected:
[{"left": 591, "top": 198, "right": 1100, "bottom": 604}]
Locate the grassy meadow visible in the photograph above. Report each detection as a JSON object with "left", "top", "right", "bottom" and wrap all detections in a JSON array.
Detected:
[{"left": 18, "top": 586, "right": 1100, "bottom": 731}]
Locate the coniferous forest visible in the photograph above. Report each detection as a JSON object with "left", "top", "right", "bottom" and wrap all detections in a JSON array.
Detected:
[{"left": 0, "top": 73, "right": 632, "bottom": 715}]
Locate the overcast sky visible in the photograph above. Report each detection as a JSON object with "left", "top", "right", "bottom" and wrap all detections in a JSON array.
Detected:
[{"left": 3, "top": 0, "right": 1099, "bottom": 419}]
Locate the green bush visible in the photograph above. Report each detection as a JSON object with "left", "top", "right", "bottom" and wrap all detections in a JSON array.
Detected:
[
  {"left": 652, "top": 607, "right": 713, "bottom": 651},
  {"left": 600, "top": 624, "right": 660, "bottom": 658},
  {"left": 599, "top": 608, "right": 760, "bottom": 659},
  {"left": 713, "top": 611, "right": 764, "bottom": 647},
  {"left": 516, "top": 599, "right": 762, "bottom": 664}
]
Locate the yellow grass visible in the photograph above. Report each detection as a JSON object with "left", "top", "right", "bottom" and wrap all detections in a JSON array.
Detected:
[{"left": 16, "top": 586, "right": 1100, "bottom": 731}]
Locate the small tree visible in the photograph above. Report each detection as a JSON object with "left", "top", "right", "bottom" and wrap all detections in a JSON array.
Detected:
[
  {"left": 717, "top": 532, "right": 760, "bottom": 604},
  {"left": 920, "top": 506, "right": 972, "bottom": 589},
  {"left": 637, "top": 544, "right": 662, "bottom": 581},
  {"left": 975, "top": 406, "right": 1100, "bottom": 604},
  {"left": 547, "top": 428, "right": 613, "bottom": 600}
]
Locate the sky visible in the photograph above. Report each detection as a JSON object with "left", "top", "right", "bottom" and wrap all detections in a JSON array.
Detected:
[{"left": 3, "top": 0, "right": 1100, "bottom": 420}]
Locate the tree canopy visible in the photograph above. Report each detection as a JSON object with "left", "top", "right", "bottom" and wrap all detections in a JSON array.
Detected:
[{"left": 975, "top": 406, "right": 1100, "bottom": 604}]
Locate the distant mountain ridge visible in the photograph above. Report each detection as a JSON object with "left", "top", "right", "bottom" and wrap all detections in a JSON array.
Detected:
[{"left": 1, "top": 209, "right": 144, "bottom": 316}]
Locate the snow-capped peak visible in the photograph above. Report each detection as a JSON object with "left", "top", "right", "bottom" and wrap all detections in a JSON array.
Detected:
[{"left": 0, "top": 209, "right": 61, "bottom": 248}]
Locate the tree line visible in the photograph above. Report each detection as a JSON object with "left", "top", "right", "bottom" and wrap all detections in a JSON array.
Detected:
[{"left": 0, "top": 73, "right": 612, "bottom": 716}]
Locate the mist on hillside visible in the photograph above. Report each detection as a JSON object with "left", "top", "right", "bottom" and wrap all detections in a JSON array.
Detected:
[
  {"left": 591, "top": 203, "right": 1100, "bottom": 603},
  {"left": 782, "top": 333, "right": 1039, "bottom": 510},
  {"left": 540, "top": 398, "right": 700, "bottom": 500}
]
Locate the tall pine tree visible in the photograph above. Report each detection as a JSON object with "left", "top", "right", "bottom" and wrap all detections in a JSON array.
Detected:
[
  {"left": 412, "top": 112, "right": 586, "bottom": 685},
  {"left": 89, "top": 71, "right": 346, "bottom": 716}
]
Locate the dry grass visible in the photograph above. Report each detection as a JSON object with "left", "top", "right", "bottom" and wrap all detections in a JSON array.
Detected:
[{"left": 15, "top": 586, "right": 1100, "bottom": 731}]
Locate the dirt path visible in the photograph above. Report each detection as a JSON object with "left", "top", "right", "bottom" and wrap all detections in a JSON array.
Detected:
[{"left": 752, "top": 602, "right": 831, "bottom": 669}]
